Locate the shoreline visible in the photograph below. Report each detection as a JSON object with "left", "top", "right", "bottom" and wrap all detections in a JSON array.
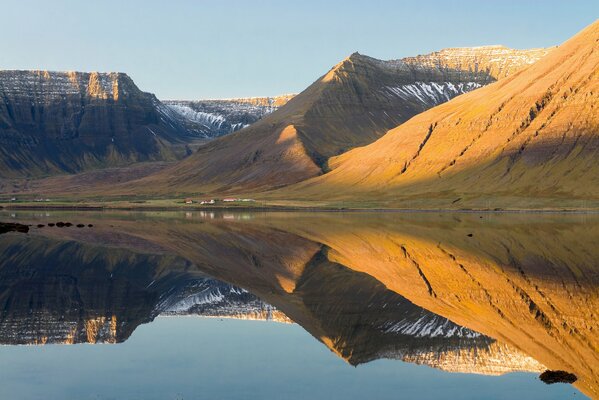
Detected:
[{"left": 2, "top": 204, "right": 599, "bottom": 214}]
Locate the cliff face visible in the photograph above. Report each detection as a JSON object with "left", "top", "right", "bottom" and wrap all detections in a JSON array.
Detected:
[
  {"left": 163, "top": 95, "right": 294, "bottom": 138},
  {"left": 129, "top": 46, "right": 549, "bottom": 195},
  {"left": 0, "top": 71, "right": 195, "bottom": 178},
  {"left": 402, "top": 45, "right": 552, "bottom": 80}
]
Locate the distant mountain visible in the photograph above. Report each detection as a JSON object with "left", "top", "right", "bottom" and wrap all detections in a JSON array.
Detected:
[
  {"left": 132, "top": 46, "right": 549, "bottom": 195},
  {"left": 0, "top": 71, "right": 197, "bottom": 178},
  {"left": 280, "top": 20, "right": 598, "bottom": 209},
  {"left": 163, "top": 95, "right": 294, "bottom": 138}
]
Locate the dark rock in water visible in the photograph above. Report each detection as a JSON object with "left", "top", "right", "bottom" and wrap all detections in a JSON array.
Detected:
[
  {"left": 0, "top": 222, "right": 29, "bottom": 234},
  {"left": 64, "top": 222, "right": 73, "bottom": 227},
  {"left": 539, "top": 370, "right": 577, "bottom": 384},
  {"left": 37, "top": 224, "right": 45, "bottom": 228},
  {"left": 47, "top": 223, "right": 55, "bottom": 227},
  {"left": 76, "top": 224, "right": 85, "bottom": 228},
  {"left": 87, "top": 224, "right": 93, "bottom": 227},
  {"left": 55, "top": 222, "right": 65, "bottom": 227}
]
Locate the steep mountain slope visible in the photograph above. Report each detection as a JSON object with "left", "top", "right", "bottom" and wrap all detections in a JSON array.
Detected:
[
  {"left": 163, "top": 95, "right": 294, "bottom": 138},
  {"left": 280, "top": 21, "right": 599, "bottom": 208},
  {"left": 0, "top": 71, "right": 196, "bottom": 178},
  {"left": 130, "top": 46, "right": 548, "bottom": 194}
]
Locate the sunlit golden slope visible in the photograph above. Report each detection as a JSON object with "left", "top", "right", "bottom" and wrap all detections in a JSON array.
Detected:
[
  {"left": 278, "top": 20, "right": 599, "bottom": 209},
  {"left": 116, "top": 47, "right": 547, "bottom": 196}
]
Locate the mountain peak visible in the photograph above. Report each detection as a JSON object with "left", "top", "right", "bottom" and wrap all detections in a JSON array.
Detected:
[{"left": 280, "top": 20, "right": 599, "bottom": 208}]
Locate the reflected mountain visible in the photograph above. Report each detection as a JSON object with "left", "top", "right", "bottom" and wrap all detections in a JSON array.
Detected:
[
  {"left": 0, "top": 211, "right": 597, "bottom": 397},
  {"left": 0, "top": 234, "right": 285, "bottom": 344}
]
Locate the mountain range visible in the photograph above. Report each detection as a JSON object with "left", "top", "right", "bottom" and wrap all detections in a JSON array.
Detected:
[
  {"left": 1, "top": 20, "right": 597, "bottom": 210},
  {"left": 274, "top": 20, "right": 599, "bottom": 209},
  {"left": 128, "top": 46, "right": 549, "bottom": 195},
  {"left": 0, "top": 45, "right": 549, "bottom": 197}
]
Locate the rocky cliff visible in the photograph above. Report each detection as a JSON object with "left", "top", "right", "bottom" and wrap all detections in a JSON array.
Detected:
[
  {"left": 0, "top": 71, "right": 196, "bottom": 178},
  {"left": 402, "top": 45, "right": 552, "bottom": 80}
]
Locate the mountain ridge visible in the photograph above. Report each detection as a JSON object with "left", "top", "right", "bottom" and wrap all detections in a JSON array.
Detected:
[
  {"left": 275, "top": 20, "right": 599, "bottom": 208},
  {"left": 114, "top": 45, "right": 549, "bottom": 195}
]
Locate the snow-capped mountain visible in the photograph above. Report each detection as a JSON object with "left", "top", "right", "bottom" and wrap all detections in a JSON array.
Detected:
[
  {"left": 162, "top": 95, "right": 294, "bottom": 138},
  {"left": 141, "top": 45, "right": 551, "bottom": 195}
]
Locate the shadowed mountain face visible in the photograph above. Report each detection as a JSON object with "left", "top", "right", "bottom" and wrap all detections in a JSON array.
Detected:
[
  {"left": 0, "top": 71, "right": 198, "bottom": 178},
  {"left": 278, "top": 20, "right": 599, "bottom": 209},
  {"left": 120, "top": 46, "right": 548, "bottom": 195},
  {"left": 3, "top": 210, "right": 597, "bottom": 398}
]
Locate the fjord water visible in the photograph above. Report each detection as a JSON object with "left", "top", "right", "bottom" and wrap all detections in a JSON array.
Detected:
[{"left": 0, "top": 210, "right": 596, "bottom": 400}]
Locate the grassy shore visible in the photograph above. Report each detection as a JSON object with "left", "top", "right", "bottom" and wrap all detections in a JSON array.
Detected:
[{"left": 2, "top": 196, "right": 599, "bottom": 213}]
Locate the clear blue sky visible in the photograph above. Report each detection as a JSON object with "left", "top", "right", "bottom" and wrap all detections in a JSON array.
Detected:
[{"left": 1, "top": 0, "right": 597, "bottom": 99}]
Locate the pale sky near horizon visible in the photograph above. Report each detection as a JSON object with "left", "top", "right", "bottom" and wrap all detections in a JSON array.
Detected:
[{"left": 1, "top": 0, "right": 597, "bottom": 99}]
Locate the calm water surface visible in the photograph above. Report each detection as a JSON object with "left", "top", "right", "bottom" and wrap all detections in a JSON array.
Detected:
[{"left": 0, "top": 210, "right": 595, "bottom": 400}]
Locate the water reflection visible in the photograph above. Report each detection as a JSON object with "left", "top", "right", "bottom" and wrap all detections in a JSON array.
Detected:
[{"left": 0, "top": 211, "right": 597, "bottom": 398}]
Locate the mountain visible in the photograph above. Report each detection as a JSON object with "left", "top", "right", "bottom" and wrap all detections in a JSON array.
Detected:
[
  {"left": 163, "top": 95, "right": 294, "bottom": 138},
  {"left": 278, "top": 21, "right": 599, "bottom": 209},
  {"left": 0, "top": 71, "right": 198, "bottom": 178},
  {"left": 127, "top": 46, "right": 549, "bottom": 195}
]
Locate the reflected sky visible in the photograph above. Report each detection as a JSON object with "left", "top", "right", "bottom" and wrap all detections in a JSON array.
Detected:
[{"left": 0, "top": 318, "right": 581, "bottom": 400}]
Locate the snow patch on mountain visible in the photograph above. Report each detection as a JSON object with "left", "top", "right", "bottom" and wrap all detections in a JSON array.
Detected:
[
  {"left": 384, "top": 82, "right": 482, "bottom": 107},
  {"left": 163, "top": 96, "right": 294, "bottom": 139},
  {"left": 381, "top": 314, "right": 481, "bottom": 338},
  {"left": 155, "top": 277, "right": 291, "bottom": 322}
]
